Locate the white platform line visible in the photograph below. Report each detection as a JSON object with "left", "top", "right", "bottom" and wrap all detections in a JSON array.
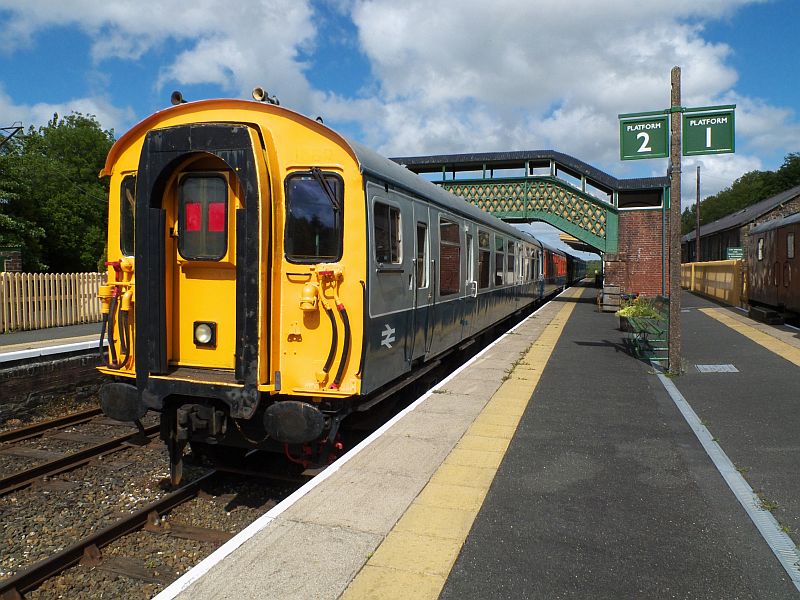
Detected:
[
  {"left": 657, "top": 374, "right": 800, "bottom": 592},
  {"left": 0, "top": 339, "right": 106, "bottom": 364},
  {"left": 153, "top": 291, "right": 569, "bottom": 600}
]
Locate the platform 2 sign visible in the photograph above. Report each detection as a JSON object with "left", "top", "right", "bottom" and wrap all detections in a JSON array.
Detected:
[
  {"left": 683, "top": 110, "right": 735, "bottom": 156},
  {"left": 619, "top": 116, "right": 669, "bottom": 160}
]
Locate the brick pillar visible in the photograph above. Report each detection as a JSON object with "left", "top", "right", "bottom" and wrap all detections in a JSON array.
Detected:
[
  {"left": 604, "top": 210, "right": 668, "bottom": 297},
  {"left": 0, "top": 248, "right": 23, "bottom": 272}
]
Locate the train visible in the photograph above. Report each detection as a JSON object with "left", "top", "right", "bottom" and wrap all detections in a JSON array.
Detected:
[
  {"left": 96, "top": 93, "right": 585, "bottom": 484},
  {"left": 746, "top": 212, "right": 799, "bottom": 317}
]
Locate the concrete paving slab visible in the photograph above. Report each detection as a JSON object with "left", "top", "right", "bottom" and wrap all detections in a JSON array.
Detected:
[
  {"left": 279, "top": 468, "right": 429, "bottom": 535},
  {"left": 175, "top": 519, "right": 382, "bottom": 600},
  {"left": 341, "top": 433, "right": 456, "bottom": 479},
  {"left": 384, "top": 406, "right": 475, "bottom": 441}
]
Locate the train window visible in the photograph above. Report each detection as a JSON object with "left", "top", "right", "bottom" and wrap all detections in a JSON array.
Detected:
[
  {"left": 439, "top": 219, "right": 461, "bottom": 296},
  {"left": 478, "top": 230, "right": 490, "bottom": 289},
  {"left": 120, "top": 175, "right": 136, "bottom": 256},
  {"left": 178, "top": 175, "right": 228, "bottom": 261},
  {"left": 285, "top": 172, "right": 343, "bottom": 263},
  {"left": 374, "top": 202, "right": 401, "bottom": 264},
  {"left": 788, "top": 233, "right": 795, "bottom": 259},
  {"left": 416, "top": 223, "right": 428, "bottom": 288},
  {"left": 495, "top": 235, "right": 505, "bottom": 286},
  {"left": 506, "top": 240, "right": 515, "bottom": 285},
  {"left": 757, "top": 238, "right": 764, "bottom": 261}
]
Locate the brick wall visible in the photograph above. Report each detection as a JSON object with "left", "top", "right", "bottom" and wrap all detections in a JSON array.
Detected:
[
  {"left": 0, "top": 248, "right": 22, "bottom": 272},
  {"left": 604, "top": 209, "right": 668, "bottom": 297},
  {"left": 0, "top": 353, "right": 106, "bottom": 423}
]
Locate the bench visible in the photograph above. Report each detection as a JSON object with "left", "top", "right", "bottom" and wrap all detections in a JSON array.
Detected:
[{"left": 621, "top": 296, "right": 669, "bottom": 363}]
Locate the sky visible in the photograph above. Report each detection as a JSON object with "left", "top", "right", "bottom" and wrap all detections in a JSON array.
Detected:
[{"left": 1, "top": 0, "right": 798, "bottom": 258}]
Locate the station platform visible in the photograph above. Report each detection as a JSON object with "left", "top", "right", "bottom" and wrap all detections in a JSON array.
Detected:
[
  {"left": 0, "top": 322, "right": 101, "bottom": 363},
  {"left": 142, "top": 287, "right": 799, "bottom": 599}
]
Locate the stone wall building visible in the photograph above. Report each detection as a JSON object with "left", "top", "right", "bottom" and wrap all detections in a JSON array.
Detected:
[{"left": 682, "top": 184, "right": 800, "bottom": 262}]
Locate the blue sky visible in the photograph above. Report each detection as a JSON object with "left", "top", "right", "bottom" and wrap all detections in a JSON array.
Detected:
[{"left": 1, "top": 0, "right": 798, "bottom": 256}]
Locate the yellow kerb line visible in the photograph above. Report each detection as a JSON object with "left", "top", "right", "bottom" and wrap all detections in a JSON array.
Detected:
[
  {"left": 341, "top": 288, "right": 582, "bottom": 599},
  {"left": 699, "top": 308, "right": 800, "bottom": 367}
]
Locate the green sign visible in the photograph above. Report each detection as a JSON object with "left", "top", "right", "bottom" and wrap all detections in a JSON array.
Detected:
[
  {"left": 726, "top": 247, "right": 743, "bottom": 260},
  {"left": 619, "top": 116, "right": 669, "bottom": 160},
  {"left": 683, "top": 110, "right": 735, "bottom": 156}
]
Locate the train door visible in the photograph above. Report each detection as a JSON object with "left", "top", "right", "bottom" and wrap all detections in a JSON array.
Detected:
[
  {"left": 412, "top": 202, "right": 432, "bottom": 359},
  {"left": 462, "top": 223, "right": 478, "bottom": 338},
  {"left": 428, "top": 212, "right": 464, "bottom": 357},
  {"left": 366, "top": 183, "right": 414, "bottom": 387},
  {"left": 169, "top": 160, "right": 240, "bottom": 370},
  {"left": 777, "top": 226, "right": 794, "bottom": 308}
]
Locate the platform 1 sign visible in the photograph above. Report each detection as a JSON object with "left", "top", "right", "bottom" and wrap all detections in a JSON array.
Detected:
[
  {"left": 683, "top": 110, "right": 735, "bottom": 156},
  {"left": 619, "top": 116, "right": 669, "bottom": 160}
]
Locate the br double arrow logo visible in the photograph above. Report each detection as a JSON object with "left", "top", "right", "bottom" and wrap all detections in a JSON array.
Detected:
[{"left": 381, "top": 323, "right": 396, "bottom": 349}]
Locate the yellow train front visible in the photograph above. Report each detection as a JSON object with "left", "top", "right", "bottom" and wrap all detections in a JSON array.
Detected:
[{"left": 97, "top": 95, "right": 552, "bottom": 484}]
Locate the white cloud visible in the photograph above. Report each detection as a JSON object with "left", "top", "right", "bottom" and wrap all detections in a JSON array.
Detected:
[
  {"left": 0, "top": 85, "right": 135, "bottom": 135},
  {"left": 0, "top": 0, "right": 791, "bottom": 204}
]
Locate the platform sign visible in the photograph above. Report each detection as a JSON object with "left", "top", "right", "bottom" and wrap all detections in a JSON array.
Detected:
[
  {"left": 619, "top": 116, "right": 669, "bottom": 160},
  {"left": 726, "top": 247, "right": 744, "bottom": 260},
  {"left": 683, "top": 110, "right": 735, "bottom": 156}
]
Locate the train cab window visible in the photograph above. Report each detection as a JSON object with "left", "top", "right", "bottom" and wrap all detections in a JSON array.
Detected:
[
  {"left": 178, "top": 175, "right": 228, "bottom": 261},
  {"left": 374, "top": 202, "right": 401, "bottom": 264},
  {"left": 478, "top": 230, "right": 490, "bottom": 289},
  {"left": 120, "top": 175, "right": 136, "bottom": 256},
  {"left": 506, "top": 240, "right": 516, "bottom": 284},
  {"left": 285, "top": 172, "right": 343, "bottom": 263},
  {"left": 439, "top": 219, "right": 461, "bottom": 296},
  {"left": 788, "top": 233, "right": 795, "bottom": 259},
  {"left": 495, "top": 236, "right": 505, "bottom": 286},
  {"left": 416, "top": 223, "right": 429, "bottom": 288}
]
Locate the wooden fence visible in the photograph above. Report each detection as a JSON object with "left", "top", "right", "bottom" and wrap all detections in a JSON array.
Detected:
[
  {"left": 681, "top": 260, "right": 747, "bottom": 308},
  {"left": 0, "top": 272, "right": 106, "bottom": 333}
]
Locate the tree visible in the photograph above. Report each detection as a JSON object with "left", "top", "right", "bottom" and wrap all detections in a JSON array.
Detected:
[{"left": 0, "top": 113, "right": 114, "bottom": 271}]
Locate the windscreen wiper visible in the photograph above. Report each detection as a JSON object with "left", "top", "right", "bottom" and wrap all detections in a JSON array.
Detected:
[{"left": 311, "top": 167, "right": 341, "bottom": 213}]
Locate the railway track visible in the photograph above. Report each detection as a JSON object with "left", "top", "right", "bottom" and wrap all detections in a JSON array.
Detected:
[
  {"left": 0, "top": 408, "right": 103, "bottom": 445},
  {"left": 0, "top": 424, "right": 160, "bottom": 496},
  {"left": 0, "top": 463, "right": 304, "bottom": 599}
]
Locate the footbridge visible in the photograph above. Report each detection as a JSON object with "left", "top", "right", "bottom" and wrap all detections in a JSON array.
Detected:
[{"left": 391, "top": 151, "right": 668, "bottom": 256}]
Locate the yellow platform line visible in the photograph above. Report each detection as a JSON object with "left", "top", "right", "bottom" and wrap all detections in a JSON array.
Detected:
[
  {"left": 699, "top": 308, "right": 800, "bottom": 367},
  {"left": 340, "top": 289, "right": 582, "bottom": 599}
]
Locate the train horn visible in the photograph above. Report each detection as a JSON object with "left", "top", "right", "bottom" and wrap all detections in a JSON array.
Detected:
[
  {"left": 252, "top": 87, "right": 268, "bottom": 102},
  {"left": 170, "top": 90, "right": 187, "bottom": 105},
  {"left": 252, "top": 86, "right": 280, "bottom": 105}
]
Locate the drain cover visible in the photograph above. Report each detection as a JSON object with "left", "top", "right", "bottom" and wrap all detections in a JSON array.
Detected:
[{"left": 695, "top": 364, "right": 739, "bottom": 373}]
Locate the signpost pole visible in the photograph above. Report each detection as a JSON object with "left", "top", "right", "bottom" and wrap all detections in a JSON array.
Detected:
[
  {"left": 695, "top": 165, "right": 701, "bottom": 262},
  {"left": 669, "top": 66, "right": 682, "bottom": 375}
]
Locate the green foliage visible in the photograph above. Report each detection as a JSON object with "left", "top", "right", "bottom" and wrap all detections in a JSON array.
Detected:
[
  {"left": 0, "top": 113, "right": 114, "bottom": 272},
  {"left": 682, "top": 153, "right": 800, "bottom": 235},
  {"left": 616, "top": 296, "right": 663, "bottom": 318}
]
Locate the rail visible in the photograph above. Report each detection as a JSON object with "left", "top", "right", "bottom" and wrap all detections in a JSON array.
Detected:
[
  {"left": 0, "top": 272, "right": 105, "bottom": 333},
  {"left": 681, "top": 260, "right": 747, "bottom": 308}
]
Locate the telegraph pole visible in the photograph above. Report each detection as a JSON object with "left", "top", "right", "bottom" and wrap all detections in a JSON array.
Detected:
[
  {"left": 668, "top": 66, "right": 682, "bottom": 375},
  {"left": 695, "top": 165, "right": 701, "bottom": 262}
]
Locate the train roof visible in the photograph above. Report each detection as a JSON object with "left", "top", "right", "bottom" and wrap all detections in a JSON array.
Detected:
[
  {"left": 101, "top": 98, "right": 545, "bottom": 248},
  {"left": 346, "top": 138, "right": 543, "bottom": 246},
  {"left": 749, "top": 210, "right": 800, "bottom": 235}
]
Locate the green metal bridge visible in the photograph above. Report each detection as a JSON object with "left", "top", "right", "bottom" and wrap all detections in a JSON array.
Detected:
[{"left": 391, "top": 151, "right": 669, "bottom": 254}]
